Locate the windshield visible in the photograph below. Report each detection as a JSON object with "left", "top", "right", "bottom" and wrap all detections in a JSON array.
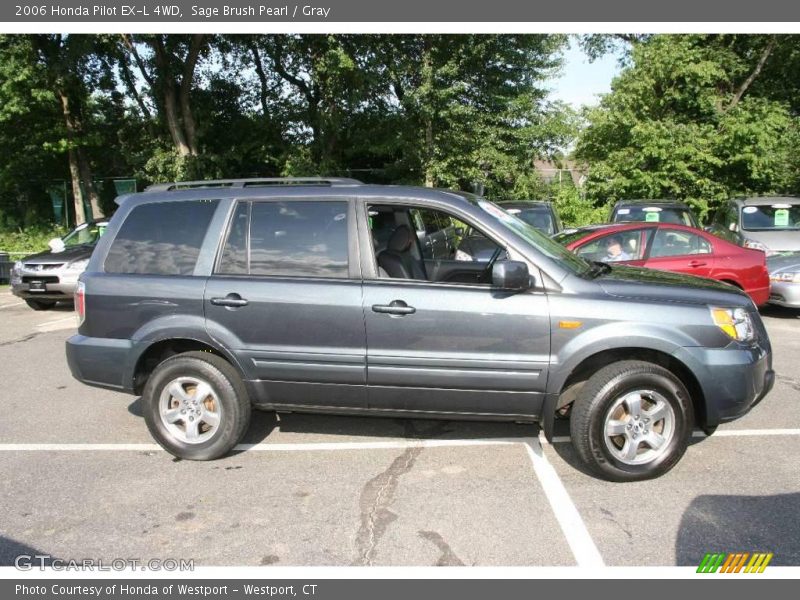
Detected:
[
  {"left": 62, "top": 222, "right": 107, "bottom": 248},
  {"left": 741, "top": 204, "right": 800, "bottom": 231},
  {"left": 613, "top": 206, "right": 695, "bottom": 227},
  {"left": 478, "top": 201, "right": 591, "bottom": 275},
  {"left": 505, "top": 208, "right": 556, "bottom": 235}
]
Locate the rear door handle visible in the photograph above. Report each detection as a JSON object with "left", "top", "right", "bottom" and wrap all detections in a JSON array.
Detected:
[
  {"left": 372, "top": 300, "right": 416, "bottom": 315},
  {"left": 688, "top": 260, "right": 707, "bottom": 267},
  {"left": 210, "top": 293, "right": 249, "bottom": 308}
]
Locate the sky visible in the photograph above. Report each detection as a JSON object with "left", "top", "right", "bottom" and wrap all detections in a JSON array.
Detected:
[{"left": 548, "top": 40, "right": 623, "bottom": 109}]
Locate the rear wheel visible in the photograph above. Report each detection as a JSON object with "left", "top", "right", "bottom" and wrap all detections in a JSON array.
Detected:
[
  {"left": 143, "top": 351, "right": 251, "bottom": 460},
  {"left": 25, "top": 299, "right": 56, "bottom": 311},
  {"left": 569, "top": 360, "right": 693, "bottom": 482}
]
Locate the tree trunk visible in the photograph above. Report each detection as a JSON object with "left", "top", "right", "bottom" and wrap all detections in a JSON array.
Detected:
[
  {"left": 422, "top": 38, "right": 435, "bottom": 188},
  {"left": 179, "top": 34, "right": 204, "bottom": 156},
  {"left": 249, "top": 42, "right": 270, "bottom": 117},
  {"left": 67, "top": 148, "right": 86, "bottom": 225},
  {"left": 77, "top": 148, "right": 104, "bottom": 218},
  {"left": 163, "top": 79, "right": 192, "bottom": 157},
  {"left": 58, "top": 89, "right": 103, "bottom": 220}
]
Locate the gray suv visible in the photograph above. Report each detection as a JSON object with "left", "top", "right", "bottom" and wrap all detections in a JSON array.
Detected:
[{"left": 66, "top": 179, "right": 774, "bottom": 481}]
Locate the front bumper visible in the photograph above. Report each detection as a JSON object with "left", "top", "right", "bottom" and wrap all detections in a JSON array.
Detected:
[
  {"left": 768, "top": 281, "right": 800, "bottom": 308},
  {"left": 674, "top": 342, "right": 774, "bottom": 428},
  {"left": 12, "top": 280, "right": 78, "bottom": 301}
]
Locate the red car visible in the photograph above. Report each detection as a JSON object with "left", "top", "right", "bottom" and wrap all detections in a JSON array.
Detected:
[{"left": 554, "top": 222, "right": 770, "bottom": 306}]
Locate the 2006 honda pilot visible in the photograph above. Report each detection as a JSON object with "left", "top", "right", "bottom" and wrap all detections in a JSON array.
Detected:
[{"left": 66, "top": 178, "right": 775, "bottom": 481}]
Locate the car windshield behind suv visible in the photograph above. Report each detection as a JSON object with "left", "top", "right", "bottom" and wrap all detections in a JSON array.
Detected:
[{"left": 611, "top": 202, "right": 699, "bottom": 228}]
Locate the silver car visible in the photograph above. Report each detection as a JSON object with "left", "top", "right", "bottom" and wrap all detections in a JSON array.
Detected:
[
  {"left": 767, "top": 251, "right": 800, "bottom": 308},
  {"left": 708, "top": 196, "right": 800, "bottom": 255},
  {"left": 10, "top": 220, "right": 108, "bottom": 310}
]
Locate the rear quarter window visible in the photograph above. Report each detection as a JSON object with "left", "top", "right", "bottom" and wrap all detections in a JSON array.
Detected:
[{"left": 104, "top": 200, "right": 219, "bottom": 275}]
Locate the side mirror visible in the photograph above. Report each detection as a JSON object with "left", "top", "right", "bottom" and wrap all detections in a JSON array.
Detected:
[
  {"left": 48, "top": 237, "right": 65, "bottom": 253},
  {"left": 492, "top": 260, "right": 531, "bottom": 290},
  {"left": 729, "top": 222, "right": 739, "bottom": 233}
]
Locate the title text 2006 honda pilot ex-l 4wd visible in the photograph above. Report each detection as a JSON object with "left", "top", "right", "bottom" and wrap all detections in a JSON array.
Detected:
[{"left": 66, "top": 178, "right": 774, "bottom": 481}]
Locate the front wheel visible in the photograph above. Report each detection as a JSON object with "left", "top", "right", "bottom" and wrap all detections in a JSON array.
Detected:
[
  {"left": 143, "top": 351, "right": 251, "bottom": 460},
  {"left": 570, "top": 360, "right": 693, "bottom": 482}
]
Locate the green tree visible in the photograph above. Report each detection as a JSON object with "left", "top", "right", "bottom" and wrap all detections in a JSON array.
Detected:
[{"left": 575, "top": 35, "right": 799, "bottom": 220}]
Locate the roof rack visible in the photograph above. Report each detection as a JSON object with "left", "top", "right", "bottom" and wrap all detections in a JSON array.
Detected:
[{"left": 145, "top": 177, "right": 363, "bottom": 192}]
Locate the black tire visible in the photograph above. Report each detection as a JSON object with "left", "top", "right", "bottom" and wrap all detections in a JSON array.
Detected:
[
  {"left": 569, "top": 360, "right": 693, "bottom": 482},
  {"left": 25, "top": 299, "right": 56, "bottom": 311},
  {"left": 142, "top": 351, "right": 251, "bottom": 460}
]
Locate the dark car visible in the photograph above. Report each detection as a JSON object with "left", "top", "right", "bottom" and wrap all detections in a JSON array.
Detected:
[
  {"left": 497, "top": 201, "right": 562, "bottom": 235},
  {"left": 554, "top": 222, "right": 770, "bottom": 306},
  {"left": 455, "top": 201, "right": 562, "bottom": 262},
  {"left": 66, "top": 178, "right": 773, "bottom": 482},
  {"left": 610, "top": 200, "right": 700, "bottom": 228},
  {"left": 10, "top": 220, "right": 109, "bottom": 310}
]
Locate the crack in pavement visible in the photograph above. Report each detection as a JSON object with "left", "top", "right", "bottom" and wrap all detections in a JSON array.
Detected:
[
  {"left": 352, "top": 421, "right": 450, "bottom": 566},
  {"left": 776, "top": 374, "right": 800, "bottom": 393},
  {"left": 0, "top": 332, "right": 43, "bottom": 348},
  {"left": 418, "top": 530, "right": 465, "bottom": 566}
]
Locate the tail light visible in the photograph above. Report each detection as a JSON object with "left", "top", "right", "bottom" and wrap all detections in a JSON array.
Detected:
[{"left": 75, "top": 281, "right": 86, "bottom": 326}]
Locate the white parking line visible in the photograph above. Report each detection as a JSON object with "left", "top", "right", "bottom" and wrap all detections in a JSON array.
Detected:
[
  {"left": 526, "top": 434, "right": 605, "bottom": 568},
  {"left": 0, "top": 301, "right": 23, "bottom": 309},
  {"left": 542, "top": 428, "right": 800, "bottom": 445},
  {"left": 35, "top": 315, "right": 77, "bottom": 332}
]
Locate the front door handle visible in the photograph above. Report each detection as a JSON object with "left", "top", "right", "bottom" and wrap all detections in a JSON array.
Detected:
[
  {"left": 210, "top": 293, "right": 249, "bottom": 308},
  {"left": 688, "top": 260, "right": 707, "bottom": 268},
  {"left": 372, "top": 300, "right": 416, "bottom": 315}
]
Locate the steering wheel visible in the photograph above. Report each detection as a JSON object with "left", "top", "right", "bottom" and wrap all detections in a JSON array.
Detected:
[{"left": 481, "top": 246, "right": 504, "bottom": 282}]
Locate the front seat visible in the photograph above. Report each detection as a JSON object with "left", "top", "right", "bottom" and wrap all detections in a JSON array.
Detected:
[{"left": 377, "top": 225, "right": 427, "bottom": 280}]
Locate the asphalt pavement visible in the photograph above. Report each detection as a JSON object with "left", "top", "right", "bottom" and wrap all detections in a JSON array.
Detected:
[{"left": 0, "top": 291, "right": 798, "bottom": 567}]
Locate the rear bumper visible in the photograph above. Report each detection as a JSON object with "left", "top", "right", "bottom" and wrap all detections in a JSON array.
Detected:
[
  {"left": 675, "top": 342, "right": 774, "bottom": 427},
  {"left": 66, "top": 334, "right": 132, "bottom": 392},
  {"left": 748, "top": 284, "right": 771, "bottom": 307}
]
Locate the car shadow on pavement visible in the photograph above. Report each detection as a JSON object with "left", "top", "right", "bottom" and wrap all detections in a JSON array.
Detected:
[
  {"left": 127, "top": 396, "right": 535, "bottom": 447},
  {"left": 675, "top": 492, "right": 800, "bottom": 566},
  {"left": 0, "top": 535, "right": 55, "bottom": 567},
  {"left": 759, "top": 305, "right": 800, "bottom": 320},
  {"left": 241, "top": 411, "right": 538, "bottom": 446}
]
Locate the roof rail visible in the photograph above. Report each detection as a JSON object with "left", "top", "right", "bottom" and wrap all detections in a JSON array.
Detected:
[{"left": 145, "top": 177, "right": 363, "bottom": 192}]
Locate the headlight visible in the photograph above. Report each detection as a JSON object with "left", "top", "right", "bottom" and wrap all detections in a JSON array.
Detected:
[
  {"left": 743, "top": 239, "right": 776, "bottom": 256},
  {"left": 10, "top": 260, "right": 22, "bottom": 283},
  {"left": 770, "top": 271, "right": 800, "bottom": 283},
  {"left": 710, "top": 306, "right": 755, "bottom": 342},
  {"left": 64, "top": 259, "right": 89, "bottom": 272}
]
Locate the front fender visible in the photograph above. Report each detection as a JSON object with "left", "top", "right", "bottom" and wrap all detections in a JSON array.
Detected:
[{"left": 546, "top": 321, "right": 697, "bottom": 395}]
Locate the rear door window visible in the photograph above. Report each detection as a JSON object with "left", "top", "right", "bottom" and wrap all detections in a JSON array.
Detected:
[
  {"left": 217, "top": 200, "right": 350, "bottom": 278},
  {"left": 105, "top": 200, "right": 219, "bottom": 275},
  {"left": 649, "top": 229, "right": 712, "bottom": 258}
]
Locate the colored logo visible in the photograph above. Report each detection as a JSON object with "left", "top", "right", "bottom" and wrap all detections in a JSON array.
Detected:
[{"left": 697, "top": 552, "right": 773, "bottom": 573}]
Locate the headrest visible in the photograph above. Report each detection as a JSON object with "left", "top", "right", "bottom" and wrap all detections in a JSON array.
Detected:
[{"left": 387, "top": 225, "right": 413, "bottom": 252}]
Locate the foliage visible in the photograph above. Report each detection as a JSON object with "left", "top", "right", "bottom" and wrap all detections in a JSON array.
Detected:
[
  {"left": 0, "top": 225, "right": 66, "bottom": 253},
  {"left": 575, "top": 35, "right": 800, "bottom": 221}
]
